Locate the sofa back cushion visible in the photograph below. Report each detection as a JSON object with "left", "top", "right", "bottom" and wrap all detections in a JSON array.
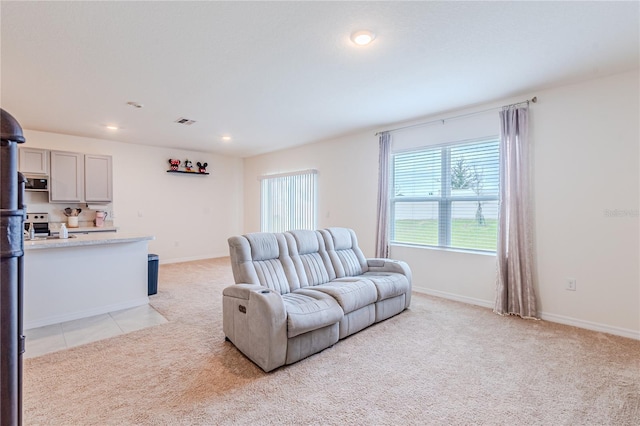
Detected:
[
  {"left": 322, "top": 228, "right": 369, "bottom": 277},
  {"left": 228, "top": 232, "right": 300, "bottom": 294},
  {"left": 285, "top": 229, "right": 335, "bottom": 287}
]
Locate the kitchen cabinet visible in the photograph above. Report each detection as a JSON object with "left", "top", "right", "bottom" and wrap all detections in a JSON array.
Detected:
[
  {"left": 50, "top": 150, "right": 113, "bottom": 203},
  {"left": 85, "top": 154, "right": 113, "bottom": 203},
  {"left": 50, "top": 151, "right": 84, "bottom": 202},
  {"left": 18, "top": 147, "right": 49, "bottom": 175}
]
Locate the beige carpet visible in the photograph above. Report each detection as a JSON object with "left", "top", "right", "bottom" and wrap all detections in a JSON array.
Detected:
[{"left": 24, "top": 258, "right": 640, "bottom": 425}]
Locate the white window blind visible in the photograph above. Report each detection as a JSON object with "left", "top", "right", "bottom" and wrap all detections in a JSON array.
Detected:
[
  {"left": 391, "top": 138, "right": 499, "bottom": 252},
  {"left": 260, "top": 169, "right": 317, "bottom": 233}
]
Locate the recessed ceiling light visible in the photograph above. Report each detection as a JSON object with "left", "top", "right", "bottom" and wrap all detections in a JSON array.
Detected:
[
  {"left": 350, "top": 30, "right": 376, "bottom": 46},
  {"left": 221, "top": 135, "right": 232, "bottom": 142},
  {"left": 106, "top": 125, "right": 119, "bottom": 130}
]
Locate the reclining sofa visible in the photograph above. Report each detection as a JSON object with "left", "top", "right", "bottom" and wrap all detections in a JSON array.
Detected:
[{"left": 223, "top": 227, "right": 412, "bottom": 372}]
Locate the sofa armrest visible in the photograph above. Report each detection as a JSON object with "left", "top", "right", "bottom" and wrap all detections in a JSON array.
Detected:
[
  {"left": 223, "top": 283, "right": 268, "bottom": 299},
  {"left": 367, "top": 258, "right": 412, "bottom": 280},
  {"left": 222, "top": 284, "right": 288, "bottom": 372}
]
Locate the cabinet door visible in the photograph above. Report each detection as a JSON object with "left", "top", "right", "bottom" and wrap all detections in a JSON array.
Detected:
[
  {"left": 50, "top": 151, "right": 84, "bottom": 202},
  {"left": 84, "top": 154, "right": 113, "bottom": 203},
  {"left": 19, "top": 148, "right": 49, "bottom": 175}
]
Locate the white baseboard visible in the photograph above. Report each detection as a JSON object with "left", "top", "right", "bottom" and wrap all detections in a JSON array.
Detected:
[
  {"left": 537, "top": 311, "right": 640, "bottom": 341},
  {"left": 413, "top": 285, "right": 494, "bottom": 309},
  {"left": 160, "top": 253, "right": 227, "bottom": 264},
  {"left": 25, "top": 297, "right": 149, "bottom": 330},
  {"left": 412, "top": 286, "right": 639, "bottom": 341}
]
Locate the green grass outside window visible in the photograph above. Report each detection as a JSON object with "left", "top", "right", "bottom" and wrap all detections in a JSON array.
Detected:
[{"left": 393, "top": 219, "right": 498, "bottom": 252}]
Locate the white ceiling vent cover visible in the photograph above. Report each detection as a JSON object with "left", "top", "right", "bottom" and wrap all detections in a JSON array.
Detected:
[{"left": 174, "top": 117, "right": 197, "bottom": 126}]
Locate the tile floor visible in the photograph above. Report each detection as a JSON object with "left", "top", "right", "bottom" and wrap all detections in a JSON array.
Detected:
[{"left": 24, "top": 304, "right": 168, "bottom": 359}]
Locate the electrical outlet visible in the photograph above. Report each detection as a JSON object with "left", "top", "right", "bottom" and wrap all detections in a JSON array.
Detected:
[{"left": 566, "top": 279, "right": 577, "bottom": 291}]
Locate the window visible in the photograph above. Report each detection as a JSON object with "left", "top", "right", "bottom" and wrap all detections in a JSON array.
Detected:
[
  {"left": 260, "top": 169, "right": 317, "bottom": 232},
  {"left": 391, "top": 138, "right": 499, "bottom": 252}
]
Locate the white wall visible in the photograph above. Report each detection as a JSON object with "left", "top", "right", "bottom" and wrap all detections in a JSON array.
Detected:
[
  {"left": 22, "top": 130, "right": 244, "bottom": 263},
  {"left": 243, "top": 132, "right": 380, "bottom": 252},
  {"left": 532, "top": 70, "right": 638, "bottom": 337},
  {"left": 242, "top": 69, "right": 640, "bottom": 338}
]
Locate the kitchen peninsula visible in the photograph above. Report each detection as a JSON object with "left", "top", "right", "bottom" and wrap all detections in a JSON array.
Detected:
[{"left": 23, "top": 232, "right": 154, "bottom": 329}]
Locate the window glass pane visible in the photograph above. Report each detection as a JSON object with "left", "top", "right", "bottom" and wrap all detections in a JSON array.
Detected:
[
  {"left": 450, "top": 200, "right": 499, "bottom": 251},
  {"left": 394, "top": 150, "right": 441, "bottom": 197},
  {"left": 450, "top": 141, "right": 499, "bottom": 197},
  {"left": 391, "top": 138, "right": 499, "bottom": 252},
  {"left": 392, "top": 201, "right": 439, "bottom": 246}
]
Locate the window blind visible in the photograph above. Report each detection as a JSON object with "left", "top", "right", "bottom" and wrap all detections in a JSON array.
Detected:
[
  {"left": 391, "top": 138, "right": 499, "bottom": 252},
  {"left": 260, "top": 169, "right": 317, "bottom": 233}
]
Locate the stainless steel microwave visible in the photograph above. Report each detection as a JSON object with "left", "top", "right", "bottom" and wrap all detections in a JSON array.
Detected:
[{"left": 25, "top": 177, "right": 48, "bottom": 191}]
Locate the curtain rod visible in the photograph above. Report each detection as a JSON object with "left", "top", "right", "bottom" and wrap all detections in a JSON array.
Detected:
[{"left": 375, "top": 96, "right": 537, "bottom": 136}]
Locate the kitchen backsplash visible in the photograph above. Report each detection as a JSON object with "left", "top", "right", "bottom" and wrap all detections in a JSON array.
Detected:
[{"left": 25, "top": 191, "right": 114, "bottom": 228}]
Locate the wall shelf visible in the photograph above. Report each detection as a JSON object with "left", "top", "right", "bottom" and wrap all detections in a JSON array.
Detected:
[{"left": 166, "top": 170, "right": 209, "bottom": 175}]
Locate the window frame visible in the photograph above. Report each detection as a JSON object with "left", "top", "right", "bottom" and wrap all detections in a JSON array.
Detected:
[{"left": 390, "top": 137, "right": 500, "bottom": 253}]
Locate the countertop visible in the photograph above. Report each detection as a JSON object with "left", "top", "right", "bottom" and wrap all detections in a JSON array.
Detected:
[{"left": 24, "top": 232, "right": 155, "bottom": 250}]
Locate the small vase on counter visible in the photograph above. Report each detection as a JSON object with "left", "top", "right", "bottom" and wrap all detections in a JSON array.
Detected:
[{"left": 67, "top": 216, "right": 79, "bottom": 228}]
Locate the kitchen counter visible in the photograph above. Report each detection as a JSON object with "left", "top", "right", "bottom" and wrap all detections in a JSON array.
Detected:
[
  {"left": 24, "top": 232, "right": 153, "bottom": 250},
  {"left": 23, "top": 232, "right": 156, "bottom": 329}
]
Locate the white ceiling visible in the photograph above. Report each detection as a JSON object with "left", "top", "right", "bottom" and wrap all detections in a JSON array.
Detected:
[{"left": 1, "top": 1, "right": 638, "bottom": 158}]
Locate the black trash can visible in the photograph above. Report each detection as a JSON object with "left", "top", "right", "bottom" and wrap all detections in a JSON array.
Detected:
[{"left": 148, "top": 254, "right": 159, "bottom": 295}]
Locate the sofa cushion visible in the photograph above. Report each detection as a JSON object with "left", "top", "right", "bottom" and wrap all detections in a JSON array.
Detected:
[
  {"left": 328, "top": 227, "right": 354, "bottom": 250},
  {"left": 252, "top": 260, "right": 291, "bottom": 294},
  {"left": 246, "top": 232, "right": 279, "bottom": 261},
  {"left": 322, "top": 228, "right": 369, "bottom": 277},
  {"left": 362, "top": 272, "right": 411, "bottom": 301},
  {"left": 290, "top": 229, "right": 320, "bottom": 254},
  {"left": 286, "top": 230, "right": 336, "bottom": 286},
  {"left": 299, "top": 252, "right": 332, "bottom": 286},
  {"left": 300, "top": 279, "right": 377, "bottom": 314},
  {"left": 282, "top": 292, "right": 343, "bottom": 338},
  {"left": 228, "top": 233, "right": 300, "bottom": 294}
]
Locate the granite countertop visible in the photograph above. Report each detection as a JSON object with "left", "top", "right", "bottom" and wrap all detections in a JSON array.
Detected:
[{"left": 24, "top": 233, "right": 155, "bottom": 250}]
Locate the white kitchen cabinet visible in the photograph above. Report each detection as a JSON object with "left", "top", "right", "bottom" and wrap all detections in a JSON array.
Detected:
[
  {"left": 49, "top": 151, "right": 113, "bottom": 203},
  {"left": 18, "top": 147, "right": 49, "bottom": 175},
  {"left": 49, "top": 151, "right": 84, "bottom": 202},
  {"left": 85, "top": 154, "right": 113, "bottom": 203}
]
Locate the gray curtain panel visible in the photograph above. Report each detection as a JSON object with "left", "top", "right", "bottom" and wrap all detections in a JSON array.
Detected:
[
  {"left": 375, "top": 132, "right": 391, "bottom": 258},
  {"left": 494, "top": 106, "right": 538, "bottom": 319}
]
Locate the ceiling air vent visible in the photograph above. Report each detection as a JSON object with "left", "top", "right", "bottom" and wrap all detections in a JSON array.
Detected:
[{"left": 174, "top": 117, "right": 197, "bottom": 126}]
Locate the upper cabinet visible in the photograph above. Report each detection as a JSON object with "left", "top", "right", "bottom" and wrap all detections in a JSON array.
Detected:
[
  {"left": 19, "top": 148, "right": 49, "bottom": 175},
  {"left": 49, "top": 151, "right": 113, "bottom": 203},
  {"left": 84, "top": 154, "right": 113, "bottom": 203},
  {"left": 50, "top": 151, "right": 84, "bottom": 202}
]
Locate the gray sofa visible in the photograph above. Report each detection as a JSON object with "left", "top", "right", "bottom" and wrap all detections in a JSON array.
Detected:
[{"left": 223, "top": 227, "right": 412, "bottom": 372}]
